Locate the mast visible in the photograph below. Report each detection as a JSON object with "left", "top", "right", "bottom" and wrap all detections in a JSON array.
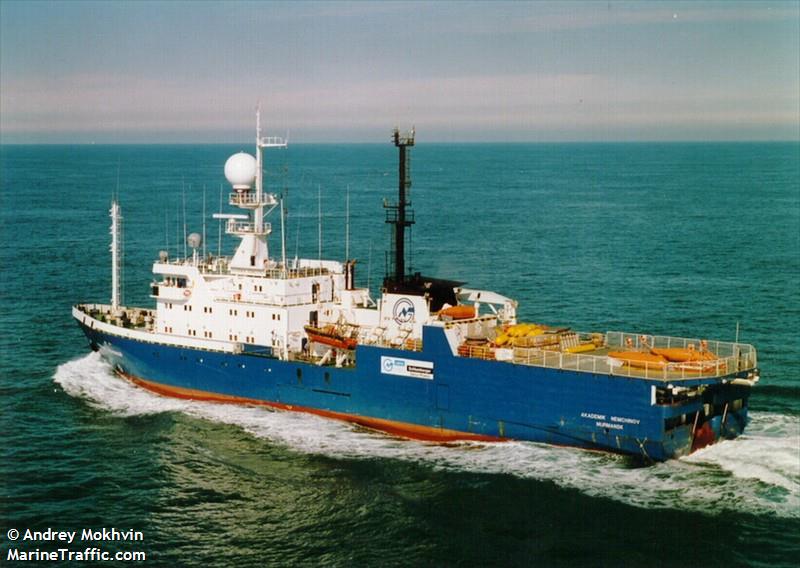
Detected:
[
  {"left": 280, "top": 196, "right": 287, "bottom": 275},
  {"left": 182, "top": 180, "right": 187, "bottom": 259},
  {"left": 217, "top": 183, "right": 223, "bottom": 258},
  {"left": 217, "top": 106, "right": 286, "bottom": 274},
  {"left": 110, "top": 199, "right": 121, "bottom": 312},
  {"left": 385, "top": 127, "right": 415, "bottom": 283},
  {"left": 255, "top": 107, "right": 264, "bottom": 234}
]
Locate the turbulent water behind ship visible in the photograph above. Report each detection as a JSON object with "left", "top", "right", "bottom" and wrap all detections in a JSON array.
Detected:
[{"left": 2, "top": 142, "right": 799, "bottom": 566}]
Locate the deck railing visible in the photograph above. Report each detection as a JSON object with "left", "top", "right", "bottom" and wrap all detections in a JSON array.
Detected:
[
  {"left": 459, "top": 331, "right": 757, "bottom": 381},
  {"left": 226, "top": 220, "right": 271, "bottom": 235},
  {"left": 76, "top": 303, "right": 155, "bottom": 330},
  {"left": 229, "top": 193, "right": 278, "bottom": 207},
  {"left": 605, "top": 331, "right": 757, "bottom": 372},
  {"left": 508, "top": 347, "right": 743, "bottom": 380}
]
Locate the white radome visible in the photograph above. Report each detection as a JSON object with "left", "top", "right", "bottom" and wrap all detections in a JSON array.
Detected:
[
  {"left": 224, "top": 152, "right": 257, "bottom": 189},
  {"left": 187, "top": 233, "right": 202, "bottom": 250}
]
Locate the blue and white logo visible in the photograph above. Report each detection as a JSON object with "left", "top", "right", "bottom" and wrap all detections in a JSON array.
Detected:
[
  {"left": 380, "top": 356, "right": 433, "bottom": 380},
  {"left": 393, "top": 298, "right": 415, "bottom": 324}
]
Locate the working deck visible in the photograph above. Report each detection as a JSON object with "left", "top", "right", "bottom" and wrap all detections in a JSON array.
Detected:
[
  {"left": 74, "top": 304, "right": 758, "bottom": 383},
  {"left": 458, "top": 329, "right": 757, "bottom": 382}
]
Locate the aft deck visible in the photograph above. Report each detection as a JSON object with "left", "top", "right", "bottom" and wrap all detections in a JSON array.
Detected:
[{"left": 458, "top": 330, "right": 758, "bottom": 382}]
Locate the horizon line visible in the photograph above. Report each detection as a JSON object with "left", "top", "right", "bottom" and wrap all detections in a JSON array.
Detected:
[{"left": 2, "top": 138, "right": 799, "bottom": 147}]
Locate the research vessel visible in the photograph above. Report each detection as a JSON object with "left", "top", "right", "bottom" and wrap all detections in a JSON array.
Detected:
[{"left": 73, "top": 112, "right": 760, "bottom": 461}]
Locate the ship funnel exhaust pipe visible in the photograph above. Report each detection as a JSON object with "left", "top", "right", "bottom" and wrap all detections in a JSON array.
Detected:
[{"left": 345, "top": 260, "right": 356, "bottom": 290}]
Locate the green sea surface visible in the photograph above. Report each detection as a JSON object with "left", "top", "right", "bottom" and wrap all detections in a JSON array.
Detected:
[{"left": 1, "top": 142, "right": 798, "bottom": 566}]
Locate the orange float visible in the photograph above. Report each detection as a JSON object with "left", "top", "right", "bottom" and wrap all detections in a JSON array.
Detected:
[
  {"left": 608, "top": 351, "right": 669, "bottom": 369},
  {"left": 440, "top": 305, "right": 476, "bottom": 320}
]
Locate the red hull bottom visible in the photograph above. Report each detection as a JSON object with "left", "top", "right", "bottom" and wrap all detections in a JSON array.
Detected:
[{"left": 118, "top": 370, "right": 504, "bottom": 443}]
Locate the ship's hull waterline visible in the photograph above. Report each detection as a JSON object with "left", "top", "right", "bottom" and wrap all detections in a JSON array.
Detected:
[{"left": 76, "top": 311, "right": 752, "bottom": 462}]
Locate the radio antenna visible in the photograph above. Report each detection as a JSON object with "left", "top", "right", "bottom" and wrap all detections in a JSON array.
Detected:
[
  {"left": 217, "top": 183, "right": 223, "bottom": 258},
  {"left": 202, "top": 185, "right": 207, "bottom": 260},
  {"left": 367, "top": 240, "right": 373, "bottom": 292},
  {"left": 280, "top": 195, "right": 287, "bottom": 275},
  {"left": 182, "top": 178, "right": 187, "bottom": 259},
  {"left": 175, "top": 205, "right": 180, "bottom": 259},
  {"left": 165, "top": 208, "right": 169, "bottom": 256},
  {"left": 345, "top": 184, "right": 350, "bottom": 261}
]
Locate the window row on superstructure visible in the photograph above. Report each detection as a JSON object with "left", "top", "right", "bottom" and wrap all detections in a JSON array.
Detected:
[{"left": 162, "top": 302, "right": 283, "bottom": 321}]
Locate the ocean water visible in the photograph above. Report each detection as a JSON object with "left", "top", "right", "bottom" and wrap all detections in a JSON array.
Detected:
[{"left": 1, "top": 141, "right": 798, "bottom": 566}]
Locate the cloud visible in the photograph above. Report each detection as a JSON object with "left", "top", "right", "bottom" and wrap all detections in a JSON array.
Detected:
[
  {"left": 451, "top": 2, "right": 800, "bottom": 34},
  {"left": 3, "top": 70, "right": 796, "bottom": 139},
  {"left": 1, "top": 2, "right": 797, "bottom": 141}
]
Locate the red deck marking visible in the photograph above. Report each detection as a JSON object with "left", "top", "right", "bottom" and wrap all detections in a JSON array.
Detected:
[{"left": 119, "top": 370, "right": 504, "bottom": 443}]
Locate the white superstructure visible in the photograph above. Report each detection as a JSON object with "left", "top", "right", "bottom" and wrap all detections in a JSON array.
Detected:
[{"left": 92, "top": 110, "right": 517, "bottom": 367}]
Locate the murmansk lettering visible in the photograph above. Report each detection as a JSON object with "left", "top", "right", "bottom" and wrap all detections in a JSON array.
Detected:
[{"left": 81, "top": 528, "right": 143, "bottom": 541}]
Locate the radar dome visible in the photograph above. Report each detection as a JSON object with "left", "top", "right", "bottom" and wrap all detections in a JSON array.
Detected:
[
  {"left": 224, "top": 152, "right": 257, "bottom": 189},
  {"left": 187, "top": 233, "right": 202, "bottom": 250}
]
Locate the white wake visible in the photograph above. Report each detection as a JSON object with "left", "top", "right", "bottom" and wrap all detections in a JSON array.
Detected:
[{"left": 55, "top": 353, "right": 800, "bottom": 518}]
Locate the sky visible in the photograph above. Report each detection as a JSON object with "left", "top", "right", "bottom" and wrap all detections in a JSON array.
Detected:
[{"left": 1, "top": 0, "right": 798, "bottom": 143}]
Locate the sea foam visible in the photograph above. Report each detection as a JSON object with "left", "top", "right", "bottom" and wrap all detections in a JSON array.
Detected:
[{"left": 55, "top": 352, "right": 800, "bottom": 518}]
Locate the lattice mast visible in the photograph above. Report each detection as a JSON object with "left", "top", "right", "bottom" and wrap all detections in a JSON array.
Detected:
[{"left": 385, "top": 128, "right": 415, "bottom": 283}]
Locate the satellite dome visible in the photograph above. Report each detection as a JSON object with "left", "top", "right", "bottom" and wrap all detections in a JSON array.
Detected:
[
  {"left": 187, "top": 233, "right": 202, "bottom": 250},
  {"left": 224, "top": 152, "right": 257, "bottom": 189}
]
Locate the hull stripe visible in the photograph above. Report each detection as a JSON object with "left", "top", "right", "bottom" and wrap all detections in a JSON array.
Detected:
[{"left": 119, "top": 370, "right": 504, "bottom": 443}]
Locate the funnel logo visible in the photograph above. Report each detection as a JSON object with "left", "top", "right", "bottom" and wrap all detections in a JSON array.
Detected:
[{"left": 393, "top": 298, "right": 415, "bottom": 324}]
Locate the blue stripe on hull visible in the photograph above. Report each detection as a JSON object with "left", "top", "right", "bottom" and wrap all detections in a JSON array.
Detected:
[{"left": 78, "top": 322, "right": 750, "bottom": 461}]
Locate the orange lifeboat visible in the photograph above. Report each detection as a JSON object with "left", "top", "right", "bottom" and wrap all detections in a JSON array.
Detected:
[
  {"left": 304, "top": 325, "right": 358, "bottom": 350},
  {"left": 608, "top": 351, "right": 669, "bottom": 369},
  {"left": 440, "top": 305, "right": 476, "bottom": 320}
]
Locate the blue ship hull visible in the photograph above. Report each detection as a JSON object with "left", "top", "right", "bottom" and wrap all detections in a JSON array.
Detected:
[{"left": 76, "top": 316, "right": 752, "bottom": 462}]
